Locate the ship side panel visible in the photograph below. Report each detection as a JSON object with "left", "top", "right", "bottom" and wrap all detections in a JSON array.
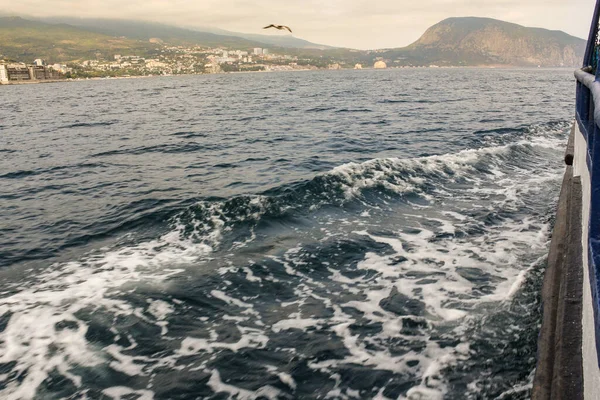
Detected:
[{"left": 574, "top": 119, "right": 600, "bottom": 398}]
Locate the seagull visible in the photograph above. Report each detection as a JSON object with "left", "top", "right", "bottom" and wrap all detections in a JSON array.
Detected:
[{"left": 263, "top": 24, "right": 292, "bottom": 33}]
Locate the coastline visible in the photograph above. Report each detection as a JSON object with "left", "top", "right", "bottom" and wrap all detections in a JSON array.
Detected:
[
  {"left": 0, "top": 79, "right": 65, "bottom": 85},
  {"left": 0, "top": 75, "right": 156, "bottom": 85},
  {"left": 0, "top": 65, "right": 577, "bottom": 86}
]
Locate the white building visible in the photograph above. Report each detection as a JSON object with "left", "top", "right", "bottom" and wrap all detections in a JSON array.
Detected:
[
  {"left": 33, "top": 59, "right": 44, "bottom": 66},
  {"left": 0, "top": 65, "right": 8, "bottom": 83},
  {"left": 205, "top": 63, "right": 222, "bottom": 74},
  {"left": 253, "top": 48, "right": 263, "bottom": 56},
  {"left": 215, "top": 57, "right": 237, "bottom": 64},
  {"left": 146, "top": 60, "right": 168, "bottom": 69},
  {"left": 262, "top": 48, "right": 269, "bottom": 55},
  {"left": 50, "top": 64, "right": 68, "bottom": 73},
  {"left": 374, "top": 60, "right": 387, "bottom": 69}
]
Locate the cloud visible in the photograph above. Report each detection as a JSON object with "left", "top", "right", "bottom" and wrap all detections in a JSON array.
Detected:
[{"left": 1, "top": 0, "right": 595, "bottom": 49}]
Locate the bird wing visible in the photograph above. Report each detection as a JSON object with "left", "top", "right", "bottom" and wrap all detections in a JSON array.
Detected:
[
  {"left": 283, "top": 26, "right": 292, "bottom": 33},
  {"left": 263, "top": 24, "right": 276, "bottom": 29}
]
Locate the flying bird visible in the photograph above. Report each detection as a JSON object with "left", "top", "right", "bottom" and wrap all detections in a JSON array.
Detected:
[{"left": 263, "top": 24, "right": 292, "bottom": 33}]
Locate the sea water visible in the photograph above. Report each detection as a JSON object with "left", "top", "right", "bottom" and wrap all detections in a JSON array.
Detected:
[{"left": 0, "top": 68, "right": 574, "bottom": 399}]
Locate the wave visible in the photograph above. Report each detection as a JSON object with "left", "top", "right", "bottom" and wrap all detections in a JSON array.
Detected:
[
  {"left": 335, "top": 108, "right": 373, "bottom": 113},
  {"left": 91, "top": 143, "right": 223, "bottom": 157},
  {"left": 165, "top": 123, "right": 567, "bottom": 254},
  {"left": 59, "top": 121, "right": 117, "bottom": 129},
  {"left": 0, "top": 196, "right": 183, "bottom": 268},
  {"left": 306, "top": 106, "right": 335, "bottom": 112},
  {"left": 1, "top": 120, "right": 567, "bottom": 271},
  {"left": 379, "top": 99, "right": 433, "bottom": 104},
  {"left": 378, "top": 98, "right": 471, "bottom": 105},
  {"left": 169, "top": 131, "right": 208, "bottom": 139},
  {"left": 0, "top": 122, "right": 568, "bottom": 398},
  {"left": 474, "top": 127, "right": 525, "bottom": 135},
  {"left": 88, "top": 123, "right": 569, "bottom": 257},
  {"left": 0, "top": 162, "right": 108, "bottom": 180}
]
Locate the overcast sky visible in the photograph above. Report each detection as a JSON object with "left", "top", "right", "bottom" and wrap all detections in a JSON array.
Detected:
[{"left": 1, "top": 0, "right": 596, "bottom": 49}]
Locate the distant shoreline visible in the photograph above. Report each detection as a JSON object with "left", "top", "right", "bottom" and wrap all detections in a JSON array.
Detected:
[
  {"left": 0, "top": 79, "right": 66, "bottom": 85},
  {"left": 0, "top": 74, "right": 155, "bottom": 85},
  {"left": 0, "top": 65, "right": 577, "bottom": 86}
]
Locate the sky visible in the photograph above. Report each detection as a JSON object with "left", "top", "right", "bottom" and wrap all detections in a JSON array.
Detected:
[{"left": 0, "top": 0, "right": 596, "bottom": 49}]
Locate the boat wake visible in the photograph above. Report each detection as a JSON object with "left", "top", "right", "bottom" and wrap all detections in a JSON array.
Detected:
[{"left": 0, "top": 121, "right": 568, "bottom": 399}]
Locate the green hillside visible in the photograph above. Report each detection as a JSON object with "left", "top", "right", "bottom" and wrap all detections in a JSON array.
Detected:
[
  {"left": 41, "top": 18, "right": 268, "bottom": 49},
  {"left": 43, "top": 17, "right": 334, "bottom": 50},
  {"left": 0, "top": 17, "right": 157, "bottom": 63},
  {"left": 0, "top": 16, "right": 357, "bottom": 65}
]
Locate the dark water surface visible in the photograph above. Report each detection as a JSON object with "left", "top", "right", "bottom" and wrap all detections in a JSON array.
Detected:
[{"left": 0, "top": 69, "right": 574, "bottom": 399}]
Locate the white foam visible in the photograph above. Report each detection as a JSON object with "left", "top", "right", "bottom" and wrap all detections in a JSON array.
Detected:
[
  {"left": 494, "top": 382, "right": 534, "bottom": 399},
  {"left": 103, "top": 386, "right": 155, "bottom": 400},
  {"left": 242, "top": 267, "right": 262, "bottom": 282},
  {"left": 0, "top": 223, "right": 212, "bottom": 398},
  {"left": 147, "top": 300, "right": 174, "bottom": 335},
  {"left": 190, "top": 127, "right": 561, "bottom": 396},
  {"left": 442, "top": 211, "right": 468, "bottom": 221},
  {"left": 207, "top": 370, "right": 281, "bottom": 400},
  {"left": 272, "top": 317, "right": 324, "bottom": 333},
  {"left": 278, "top": 372, "right": 297, "bottom": 390},
  {"left": 505, "top": 255, "right": 547, "bottom": 300},
  {"left": 300, "top": 142, "right": 557, "bottom": 394},
  {"left": 211, "top": 290, "right": 253, "bottom": 309},
  {"left": 177, "top": 326, "right": 269, "bottom": 355},
  {"left": 105, "top": 344, "right": 150, "bottom": 376}
]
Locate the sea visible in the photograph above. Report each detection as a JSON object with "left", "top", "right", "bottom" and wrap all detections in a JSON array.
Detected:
[{"left": 0, "top": 68, "right": 575, "bottom": 400}]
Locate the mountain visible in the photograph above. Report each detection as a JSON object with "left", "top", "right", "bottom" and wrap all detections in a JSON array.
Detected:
[
  {"left": 0, "top": 17, "right": 155, "bottom": 62},
  {"left": 381, "top": 17, "right": 586, "bottom": 67},
  {"left": 0, "top": 16, "right": 345, "bottom": 64},
  {"left": 193, "top": 27, "right": 333, "bottom": 50},
  {"left": 41, "top": 18, "right": 333, "bottom": 50},
  {"left": 39, "top": 18, "right": 269, "bottom": 49},
  {"left": 0, "top": 15, "right": 586, "bottom": 67}
]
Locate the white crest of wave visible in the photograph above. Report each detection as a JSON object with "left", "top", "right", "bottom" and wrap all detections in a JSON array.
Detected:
[
  {"left": 325, "top": 131, "right": 563, "bottom": 200},
  {"left": 0, "top": 228, "right": 210, "bottom": 399}
]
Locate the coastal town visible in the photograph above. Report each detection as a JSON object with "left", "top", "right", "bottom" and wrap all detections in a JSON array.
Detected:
[{"left": 0, "top": 44, "right": 393, "bottom": 84}]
